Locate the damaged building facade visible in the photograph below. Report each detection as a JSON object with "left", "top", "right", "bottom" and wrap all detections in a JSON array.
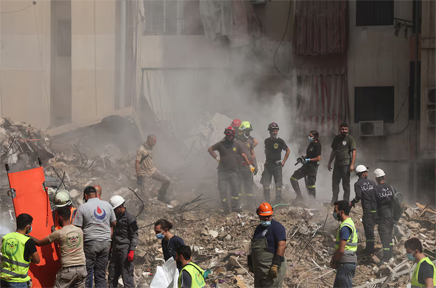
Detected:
[{"left": 0, "top": 0, "right": 435, "bottom": 201}]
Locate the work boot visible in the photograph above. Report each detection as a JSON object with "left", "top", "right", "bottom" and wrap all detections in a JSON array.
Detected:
[
  {"left": 157, "top": 193, "right": 171, "bottom": 204},
  {"left": 263, "top": 189, "right": 271, "bottom": 203},
  {"left": 294, "top": 194, "right": 304, "bottom": 202}
]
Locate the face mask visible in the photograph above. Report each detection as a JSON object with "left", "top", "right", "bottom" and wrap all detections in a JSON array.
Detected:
[
  {"left": 333, "top": 212, "right": 339, "bottom": 221},
  {"left": 260, "top": 221, "right": 271, "bottom": 227},
  {"left": 156, "top": 232, "right": 165, "bottom": 240},
  {"left": 407, "top": 253, "right": 415, "bottom": 262},
  {"left": 28, "top": 226, "right": 33, "bottom": 234},
  {"left": 244, "top": 131, "right": 250, "bottom": 139},
  {"left": 308, "top": 136, "right": 314, "bottom": 142}
]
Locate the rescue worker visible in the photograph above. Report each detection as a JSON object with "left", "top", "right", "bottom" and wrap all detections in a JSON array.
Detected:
[
  {"left": 328, "top": 123, "right": 357, "bottom": 204},
  {"left": 261, "top": 122, "right": 290, "bottom": 203},
  {"left": 405, "top": 238, "right": 436, "bottom": 288},
  {"left": 53, "top": 189, "right": 78, "bottom": 231},
  {"left": 94, "top": 185, "right": 102, "bottom": 200},
  {"left": 235, "top": 121, "right": 257, "bottom": 208},
  {"left": 73, "top": 186, "right": 116, "bottom": 288},
  {"left": 350, "top": 165, "right": 377, "bottom": 254},
  {"left": 374, "top": 168, "right": 395, "bottom": 263},
  {"left": 154, "top": 219, "right": 185, "bottom": 271},
  {"left": 330, "top": 200, "right": 358, "bottom": 288},
  {"left": 108, "top": 195, "right": 138, "bottom": 288},
  {"left": 290, "top": 130, "right": 321, "bottom": 201},
  {"left": 248, "top": 202, "right": 286, "bottom": 287},
  {"left": 176, "top": 245, "right": 205, "bottom": 288},
  {"left": 207, "top": 126, "right": 252, "bottom": 213},
  {"left": 136, "top": 134, "right": 171, "bottom": 204},
  {"left": 33, "top": 207, "right": 87, "bottom": 287},
  {"left": 1, "top": 213, "right": 40, "bottom": 288}
]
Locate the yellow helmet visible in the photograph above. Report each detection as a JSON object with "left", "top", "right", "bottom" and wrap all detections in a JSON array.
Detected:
[{"left": 239, "top": 121, "right": 253, "bottom": 131}]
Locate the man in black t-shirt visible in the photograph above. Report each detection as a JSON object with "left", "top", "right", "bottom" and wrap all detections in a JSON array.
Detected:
[
  {"left": 208, "top": 126, "right": 251, "bottom": 213},
  {"left": 260, "top": 123, "right": 290, "bottom": 204},
  {"left": 290, "top": 130, "right": 321, "bottom": 201}
]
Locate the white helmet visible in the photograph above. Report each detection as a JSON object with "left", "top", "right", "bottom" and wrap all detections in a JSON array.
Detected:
[
  {"left": 109, "top": 195, "right": 125, "bottom": 209},
  {"left": 355, "top": 165, "right": 368, "bottom": 175},
  {"left": 54, "top": 189, "right": 72, "bottom": 208},
  {"left": 374, "top": 168, "right": 385, "bottom": 178}
]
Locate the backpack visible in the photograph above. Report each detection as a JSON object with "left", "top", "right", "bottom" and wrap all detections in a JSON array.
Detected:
[{"left": 391, "top": 186, "right": 405, "bottom": 222}]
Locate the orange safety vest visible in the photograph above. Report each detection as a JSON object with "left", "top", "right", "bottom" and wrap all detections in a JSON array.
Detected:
[{"left": 54, "top": 207, "right": 77, "bottom": 230}]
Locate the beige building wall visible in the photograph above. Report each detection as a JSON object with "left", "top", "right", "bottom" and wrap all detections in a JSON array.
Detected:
[{"left": 0, "top": 0, "right": 51, "bottom": 129}]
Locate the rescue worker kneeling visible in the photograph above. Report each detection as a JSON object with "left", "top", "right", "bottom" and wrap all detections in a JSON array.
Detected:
[
  {"left": 248, "top": 203, "right": 287, "bottom": 287},
  {"left": 108, "top": 195, "right": 138, "bottom": 288},
  {"left": 175, "top": 245, "right": 205, "bottom": 288}
]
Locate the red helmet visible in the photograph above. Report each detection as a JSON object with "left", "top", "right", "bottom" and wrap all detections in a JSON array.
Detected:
[
  {"left": 231, "top": 119, "right": 242, "bottom": 128},
  {"left": 268, "top": 122, "right": 279, "bottom": 131},
  {"left": 224, "top": 126, "right": 236, "bottom": 136}
]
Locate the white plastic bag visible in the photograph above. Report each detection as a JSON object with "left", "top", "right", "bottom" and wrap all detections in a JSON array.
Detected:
[{"left": 150, "top": 257, "right": 179, "bottom": 288}]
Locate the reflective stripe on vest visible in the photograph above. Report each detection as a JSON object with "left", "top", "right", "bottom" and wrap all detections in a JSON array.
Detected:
[
  {"left": 335, "top": 218, "right": 358, "bottom": 263},
  {"left": 0, "top": 232, "right": 31, "bottom": 282},
  {"left": 411, "top": 257, "right": 436, "bottom": 288},
  {"left": 178, "top": 262, "right": 206, "bottom": 288}
]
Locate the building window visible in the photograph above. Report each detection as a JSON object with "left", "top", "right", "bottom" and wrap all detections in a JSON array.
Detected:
[
  {"left": 354, "top": 87, "right": 395, "bottom": 123},
  {"left": 356, "top": 0, "right": 394, "bottom": 26}
]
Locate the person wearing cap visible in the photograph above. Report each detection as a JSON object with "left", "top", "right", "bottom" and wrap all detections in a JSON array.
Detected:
[
  {"left": 53, "top": 189, "right": 78, "bottom": 231},
  {"left": 330, "top": 200, "right": 358, "bottom": 288},
  {"left": 290, "top": 130, "right": 321, "bottom": 201},
  {"left": 327, "top": 123, "right": 357, "bottom": 204},
  {"left": 374, "top": 168, "right": 395, "bottom": 263},
  {"left": 261, "top": 123, "right": 290, "bottom": 204},
  {"left": 235, "top": 121, "right": 258, "bottom": 209},
  {"left": 73, "top": 186, "right": 116, "bottom": 288},
  {"left": 404, "top": 238, "right": 436, "bottom": 288},
  {"left": 208, "top": 126, "right": 251, "bottom": 213},
  {"left": 93, "top": 185, "right": 102, "bottom": 200},
  {"left": 248, "top": 203, "right": 287, "bottom": 287},
  {"left": 350, "top": 165, "right": 377, "bottom": 254},
  {"left": 136, "top": 134, "right": 171, "bottom": 204},
  {"left": 108, "top": 195, "right": 138, "bottom": 288},
  {"left": 33, "top": 207, "right": 87, "bottom": 288}
]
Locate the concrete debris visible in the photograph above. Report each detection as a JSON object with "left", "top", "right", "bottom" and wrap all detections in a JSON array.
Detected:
[{"left": 1, "top": 117, "right": 435, "bottom": 287}]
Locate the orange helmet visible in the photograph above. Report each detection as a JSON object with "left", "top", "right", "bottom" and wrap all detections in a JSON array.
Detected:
[{"left": 257, "top": 202, "right": 273, "bottom": 216}]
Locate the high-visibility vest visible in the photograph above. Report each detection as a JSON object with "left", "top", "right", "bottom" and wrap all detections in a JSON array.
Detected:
[
  {"left": 54, "top": 206, "right": 77, "bottom": 230},
  {"left": 0, "top": 232, "right": 32, "bottom": 283},
  {"left": 411, "top": 257, "right": 436, "bottom": 288},
  {"left": 335, "top": 217, "right": 358, "bottom": 263},
  {"left": 178, "top": 262, "right": 206, "bottom": 288}
]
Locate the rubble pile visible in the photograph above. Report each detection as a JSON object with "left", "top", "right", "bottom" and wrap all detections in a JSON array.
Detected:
[{"left": 0, "top": 117, "right": 435, "bottom": 287}]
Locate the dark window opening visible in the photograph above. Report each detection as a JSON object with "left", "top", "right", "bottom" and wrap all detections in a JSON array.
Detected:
[
  {"left": 356, "top": 0, "right": 394, "bottom": 26},
  {"left": 354, "top": 86, "right": 395, "bottom": 123}
]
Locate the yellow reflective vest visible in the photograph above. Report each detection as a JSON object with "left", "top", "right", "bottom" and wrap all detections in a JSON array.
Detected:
[
  {"left": 178, "top": 262, "right": 205, "bottom": 288},
  {"left": 335, "top": 217, "right": 358, "bottom": 263},
  {"left": 411, "top": 257, "right": 436, "bottom": 288},
  {"left": 1, "top": 232, "right": 32, "bottom": 283}
]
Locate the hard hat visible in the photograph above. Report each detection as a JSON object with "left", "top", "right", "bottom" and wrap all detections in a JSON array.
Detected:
[
  {"left": 257, "top": 202, "right": 273, "bottom": 216},
  {"left": 231, "top": 119, "right": 241, "bottom": 128},
  {"left": 109, "top": 195, "right": 125, "bottom": 209},
  {"left": 239, "top": 121, "right": 253, "bottom": 131},
  {"left": 224, "top": 126, "right": 236, "bottom": 136},
  {"left": 355, "top": 165, "right": 368, "bottom": 174},
  {"left": 268, "top": 122, "right": 279, "bottom": 131},
  {"left": 374, "top": 168, "right": 385, "bottom": 178},
  {"left": 54, "top": 189, "right": 72, "bottom": 208}
]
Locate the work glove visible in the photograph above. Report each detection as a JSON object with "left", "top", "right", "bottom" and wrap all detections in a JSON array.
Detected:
[
  {"left": 137, "top": 176, "right": 144, "bottom": 186},
  {"left": 350, "top": 199, "right": 358, "bottom": 208},
  {"left": 249, "top": 165, "right": 255, "bottom": 173},
  {"left": 268, "top": 264, "right": 278, "bottom": 279},
  {"left": 127, "top": 251, "right": 135, "bottom": 262},
  {"left": 305, "top": 158, "right": 311, "bottom": 163},
  {"left": 247, "top": 255, "right": 253, "bottom": 273},
  {"left": 216, "top": 157, "right": 220, "bottom": 163}
]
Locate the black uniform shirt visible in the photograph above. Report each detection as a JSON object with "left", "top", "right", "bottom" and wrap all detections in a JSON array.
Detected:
[
  {"left": 112, "top": 210, "right": 138, "bottom": 251},
  {"left": 306, "top": 141, "right": 321, "bottom": 160},
  {"left": 264, "top": 138, "right": 288, "bottom": 163},
  {"left": 375, "top": 183, "right": 394, "bottom": 218},
  {"left": 354, "top": 177, "right": 377, "bottom": 213}
]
